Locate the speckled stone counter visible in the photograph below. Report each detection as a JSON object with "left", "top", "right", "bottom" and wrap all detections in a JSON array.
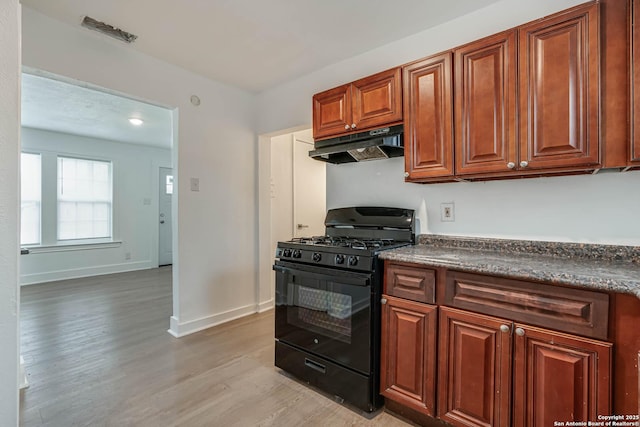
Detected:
[{"left": 380, "top": 235, "right": 640, "bottom": 299}]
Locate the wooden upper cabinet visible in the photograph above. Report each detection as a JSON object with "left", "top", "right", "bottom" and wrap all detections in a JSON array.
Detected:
[
  {"left": 438, "top": 307, "right": 512, "bottom": 427},
  {"left": 403, "top": 52, "right": 454, "bottom": 180},
  {"left": 512, "top": 324, "right": 612, "bottom": 427},
  {"left": 352, "top": 68, "right": 402, "bottom": 131},
  {"left": 312, "top": 68, "right": 402, "bottom": 140},
  {"left": 313, "top": 84, "right": 352, "bottom": 139},
  {"left": 518, "top": 3, "right": 600, "bottom": 170},
  {"left": 455, "top": 30, "right": 517, "bottom": 175},
  {"left": 380, "top": 295, "right": 437, "bottom": 416},
  {"left": 632, "top": 0, "right": 640, "bottom": 163}
]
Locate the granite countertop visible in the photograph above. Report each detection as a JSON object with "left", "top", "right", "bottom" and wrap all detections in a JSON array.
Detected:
[{"left": 380, "top": 235, "right": 640, "bottom": 299}]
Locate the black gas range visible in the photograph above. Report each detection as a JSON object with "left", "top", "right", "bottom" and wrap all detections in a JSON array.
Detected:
[{"left": 273, "top": 207, "right": 415, "bottom": 413}]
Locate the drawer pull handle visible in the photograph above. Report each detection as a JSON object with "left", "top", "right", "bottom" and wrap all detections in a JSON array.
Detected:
[{"left": 304, "top": 358, "right": 326, "bottom": 374}]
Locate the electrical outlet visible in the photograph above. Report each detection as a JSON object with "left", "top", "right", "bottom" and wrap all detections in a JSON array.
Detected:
[{"left": 440, "top": 202, "right": 455, "bottom": 222}]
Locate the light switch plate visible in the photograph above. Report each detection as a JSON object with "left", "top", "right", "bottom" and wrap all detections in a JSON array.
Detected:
[{"left": 190, "top": 177, "right": 200, "bottom": 192}]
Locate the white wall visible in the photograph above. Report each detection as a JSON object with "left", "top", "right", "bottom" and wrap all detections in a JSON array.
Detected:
[
  {"left": 0, "top": 1, "right": 20, "bottom": 425},
  {"left": 21, "top": 7, "right": 258, "bottom": 336},
  {"left": 20, "top": 127, "right": 171, "bottom": 284},
  {"left": 257, "top": 0, "right": 640, "bottom": 246}
]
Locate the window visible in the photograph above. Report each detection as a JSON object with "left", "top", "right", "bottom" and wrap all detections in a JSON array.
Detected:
[
  {"left": 20, "top": 153, "right": 41, "bottom": 245},
  {"left": 57, "top": 157, "right": 112, "bottom": 240},
  {"left": 165, "top": 175, "right": 174, "bottom": 195}
]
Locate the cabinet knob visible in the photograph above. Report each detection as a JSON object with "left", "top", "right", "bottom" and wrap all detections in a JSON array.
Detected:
[
  {"left": 515, "top": 327, "right": 525, "bottom": 337},
  {"left": 344, "top": 124, "right": 350, "bottom": 130},
  {"left": 500, "top": 324, "right": 510, "bottom": 333},
  {"left": 351, "top": 123, "right": 356, "bottom": 129},
  {"left": 507, "top": 162, "right": 515, "bottom": 169},
  {"left": 404, "top": 172, "right": 409, "bottom": 178},
  {"left": 380, "top": 298, "right": 387, "bottom": 305},
  {"left": 520, "top": 161, "right": 529, "bottom": 168}
]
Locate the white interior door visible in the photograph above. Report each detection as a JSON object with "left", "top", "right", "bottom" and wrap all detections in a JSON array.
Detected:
[
  {"left": 292, "top": 130, "right": 326, "bottom": 238},
  {"left": 158, "top": 167, "right": 173, "bottom": 266}
]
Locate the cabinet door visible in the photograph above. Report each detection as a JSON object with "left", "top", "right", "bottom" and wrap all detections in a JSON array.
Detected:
[
  {"left": 403, "top": 53, "right": 454, "bottom": 180},
  {"left": 455, "top": 30, "right": 517, "bottom": 175},
  {"left": 632, "top": 0, "right": 640, "bottom": 163},
  {"left": 313, "top": 84, "right": 352, "bottom": 139},
  {"left": 351, "top": 67, "right": 402, "bottom": 132},
  {"left": 512, "top": 323, "right": 612, "bottom": 427},
  {"left": 518, "top": 3, "right": 600, "bottom": 170},
  {"left": 438, "top": 307, "right": 512, "bottom": 427},
  {"left": 380, "top": 295, "right": 437, "bottom": 416}
]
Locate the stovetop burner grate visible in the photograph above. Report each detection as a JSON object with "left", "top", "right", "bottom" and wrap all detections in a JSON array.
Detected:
[{"left": 288, "top": 236, "right": 400, "bottom": 250}]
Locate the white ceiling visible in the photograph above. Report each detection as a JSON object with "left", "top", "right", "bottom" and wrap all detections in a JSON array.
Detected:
[
  {"left": 22, "top": 73, "right": 173, "bottom": 149},
  {"left": 20, "top": 0, "right": 503, "bottom": 93},
  {"left": 20, "top": 0, "right": 502, "bottom": 145}
]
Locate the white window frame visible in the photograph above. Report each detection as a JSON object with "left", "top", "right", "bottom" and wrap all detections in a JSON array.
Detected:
[{"left": 56, "top": 155, "right": 113, "bottom": 242}]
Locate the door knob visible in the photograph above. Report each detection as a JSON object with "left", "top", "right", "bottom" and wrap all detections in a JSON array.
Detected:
[
  {"left": 515, "top": 327, "right": 525, "bottom": 336},
  {"left": 520, "top": 161, "right": 529, "bottom": 168},
  {"left": 500, "top": 324, "right": 510, "bottom": 333},
  {"left": 507, "top": 162, "right": 515, "bottom": 169},
  {"left": 351, "top": 123, "right": 356, "bottom": 129},
  {"left": 404, "top": 172, "right": 410, "bottom": 178},
  {"left": 380, "top": 298, "right": 387, "bottom": 305},
  {"left": 344, "top": 124, "right": 350, "bottom": 130}
]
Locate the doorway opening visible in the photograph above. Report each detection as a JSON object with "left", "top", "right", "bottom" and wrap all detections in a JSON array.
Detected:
[
  {"left": 18, "top": 69, "right": 177, "bottom": 400},
  {"left": 258, "top": 127, "right": 326, "bottom": 311},
  {"left": 19, "top": 69, "right": 175, "bottom": 281}
]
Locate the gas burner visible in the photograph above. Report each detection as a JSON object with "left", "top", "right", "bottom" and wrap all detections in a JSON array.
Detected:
[{"left": 287, "top": 236, "right": 402, "bottom": 250}]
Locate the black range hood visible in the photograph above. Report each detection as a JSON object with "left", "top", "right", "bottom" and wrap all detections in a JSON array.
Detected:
[{"left": 309, "top": 125, "right": 403, "bottom": 164}]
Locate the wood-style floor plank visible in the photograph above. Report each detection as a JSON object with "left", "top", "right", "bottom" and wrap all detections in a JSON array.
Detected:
[{"left": 19, "top": 268, "right": 412, "bottom": 426}]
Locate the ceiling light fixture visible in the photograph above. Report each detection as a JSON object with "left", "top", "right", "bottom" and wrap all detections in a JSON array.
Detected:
[
  {"left": 129, "top": 118, "right": 144, "bottom": 126},
  {"left": 81, "top": 16, "right": 138, "bottom": 44}
]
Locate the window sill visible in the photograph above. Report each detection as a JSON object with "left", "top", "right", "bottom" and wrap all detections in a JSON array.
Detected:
[{"left": 24, "top": 240, "right": 123, "bottom": 254}]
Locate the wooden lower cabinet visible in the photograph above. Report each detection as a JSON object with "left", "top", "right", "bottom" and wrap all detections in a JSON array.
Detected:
[
  {"left": 632, "top": 0, "right": 640, "bottom": 164},
  {"left": 438, "top": 307, "right": 512, "bottom": 427},
  {"left": 380, "top": 295, "right": 437, "bottom": 416},
  {"left": 437, "top": 307, "right": 612, "bottom": 427},
  {"left": 512, "top": 324, "right": 612, "bottom": 427}
]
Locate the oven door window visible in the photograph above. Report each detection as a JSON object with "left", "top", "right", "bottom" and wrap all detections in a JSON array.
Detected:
[
  {"left": 290, "top": 284, "right": 354, "bottom": 344},
  {"left": 275, "top": 262, "right": 372, "bottom": 374}
]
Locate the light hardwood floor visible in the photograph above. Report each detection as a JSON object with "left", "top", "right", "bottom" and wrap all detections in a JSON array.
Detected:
[{"left": 19, "top": 267, "right": 412, "bottom": 427}]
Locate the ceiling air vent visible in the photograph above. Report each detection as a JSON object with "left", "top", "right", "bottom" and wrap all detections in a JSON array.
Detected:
[{"left": 81, "top": 16, "right": 138, "bottom": 43}]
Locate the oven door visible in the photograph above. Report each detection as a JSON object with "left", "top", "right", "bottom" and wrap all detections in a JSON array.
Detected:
[{"left": 274, "top": 260, "right": 373, "bottom": 375}]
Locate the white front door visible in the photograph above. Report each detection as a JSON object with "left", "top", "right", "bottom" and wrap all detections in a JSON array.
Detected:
[
  {"left": 292, "top": 130, "right": 326, "bottom": 238},
  {"left": 158, "top": 167, "right": 173, "bottom": 266}
]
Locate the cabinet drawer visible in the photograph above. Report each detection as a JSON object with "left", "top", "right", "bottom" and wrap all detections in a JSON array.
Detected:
[
  {"left": 385, "top": 262, "right": 436, "bottom": 304},
  {"left": 444, "top": 271, "right": 609, "bottom": 340}
]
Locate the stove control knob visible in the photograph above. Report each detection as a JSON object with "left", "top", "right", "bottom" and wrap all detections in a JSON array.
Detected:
[
  {"left": 292, "top": 250, "right": 302, "bottom": 259},
  {"left": 335, "top": 254, "right": 345, "bottom": 264},
  {"left": 282, "top": 249, "right": 292, "bottom": 257},
  {"left": 348, "top": 256, "right": 358, "bottom": 266},
  {"left": 312, "top": 252, "right": 322, "bottom": 262}
]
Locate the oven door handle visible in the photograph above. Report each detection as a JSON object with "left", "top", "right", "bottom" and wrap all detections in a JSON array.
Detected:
[{"left": 273, "top": 261, "right": 372, "bottom": 286}]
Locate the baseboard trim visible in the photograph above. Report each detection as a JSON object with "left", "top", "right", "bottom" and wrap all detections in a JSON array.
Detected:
[
  {"left": 20, "top": 261, "right": 154, "bottom": 285},
  {"left": 19, "top": 355, "right": 28, "bottom": 390},
  {"left": 167, "top": 303, "right": 263, "bottom": 338},
  {"left": 257, "top": 299, "right": 274, "bottom": 313}
]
